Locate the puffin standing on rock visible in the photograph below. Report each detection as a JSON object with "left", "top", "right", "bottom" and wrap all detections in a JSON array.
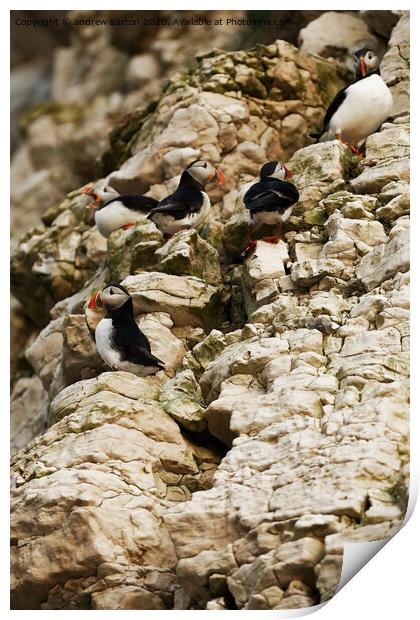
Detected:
[
  {"left": 242, "top": 161, "right": 299, "bottom": 257},
  {"left": 312, "top": 48, "right": 393, "bottom": 156},
  {"left": 84, "top": 186, "right": 159, "bottom": 238},
  {"left": 148, "top": 160, "right": 224, "bottom": 237},
  {"left": 88, "top": 284, "right": 165, "bottom": 376}
]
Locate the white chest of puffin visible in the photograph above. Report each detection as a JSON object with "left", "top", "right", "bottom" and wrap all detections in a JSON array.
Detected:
[
  {"left": 148, "top": 160, "right": 224, "bottom": 236},
  {"left": 316, "top": 48, "right": 393, "bottom": 149},
  {"left": 242, "top": 160, "right": 299, "bottom": 256},
  {"left": 92, "top": 194, "right": 159, "bottom": 238},
  {"left": 82, "top": 181, "right": 158, "bottom": 238},
  {"left": 88, "top": 284, "right": 165, "bottom": 377}
]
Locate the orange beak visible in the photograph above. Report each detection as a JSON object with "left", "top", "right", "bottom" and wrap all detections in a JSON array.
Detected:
[
  {"left": 83, "top": 185, "right": 100, "bottom": 206},
  {"left": 359, "top": 57, "right": 367, "bottom": 77},
  {"left": 284, "top": 165, "right": 292, "bottom": 179},
  {"left": 87, "top": 291, "right": 100, "bottom": 310},
  {"left": 217, "top": 168, "right": 225, "bottom": 184}
]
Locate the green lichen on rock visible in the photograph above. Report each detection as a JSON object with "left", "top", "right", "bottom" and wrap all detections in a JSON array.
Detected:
[
  {"left": 107, "top": 222, "right": 164, "bottom": 281},
  {"left": 156, "top": 230, "right": 222, "bottom": 285},
  {"left": 160, "top": 369, "right": 207, "bottom": 432},
  {"left": 386, "top": 479, "right": 409, "bottom": 514},
  {"left": 321, "top": 191, "right": 376, "bottom": 219},
  {"left": 223, "top": 209, "right": 248, "bottom": 259},
  {"left": 100, "top": 99, "right": 160, "bottom": 175}
]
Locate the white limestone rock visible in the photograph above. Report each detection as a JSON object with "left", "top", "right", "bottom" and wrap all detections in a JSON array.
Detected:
[
  {"left": 356, "top": 227, "right": 409, "bottom": 291},
  {"left": 291, "top": 258, "right": 346, "bottom": 287},
  {"left": 242, "top": 241, "right": 289, "bottom": 315},
  {"left": 11, "top": 377, "right": 48, "bottom": 454},
  {"left": 160, "top": 370, "right": 207, "bottom": 433},
  {"left": 299, "top": 12, "right": 380, "bottom": 63},
  {"left": 11, "top": 371, "right": 223, "bottom": 609},
  {"left": 155, "top": 229, "right": 222, "bottom": 285},
  {"left": 122, "top": 272, "right": 225, "bottom": 330}
]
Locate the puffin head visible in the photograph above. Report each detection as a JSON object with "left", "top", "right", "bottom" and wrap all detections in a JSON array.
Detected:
[
  {"left": 88, "top": 283, "right": 131, "bottom": 311},
  {"left": 353, "top": 48, "right": 380, "bottom": 78},
  {"left": 260, "top": 161, "right": 292, "bottom": 181},
  {"left": 185, "top": 160, "right": 225, "bottom": 186},
  {"left": 83, "top": 183, "right": 119, "bottom": 209},
  {"left": 82, "top": 185, "right": 100, "bottom": 208}
]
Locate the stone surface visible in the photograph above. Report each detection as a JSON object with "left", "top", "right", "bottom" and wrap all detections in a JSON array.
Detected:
[
  {"left": 242, "top": 241, "right": 289, "bottom": 315},
  {"left": 122, "top": 272, "right": 225, "bottom": 330},
  {"left": 106, "top": 40, "right": 344, "bottom": 194},
  {"left": 11, "top": 377, "right": 49, "bottom": 454},
  {"left": 350, "top": 122, "right": 410, "bottom": 195},
  {"left": 10, "top": 13, "right": 410, "bottom": 612},
  {"left": 381, "top": 13, "right": 410, "bottom": 119},
  {"left": 156, "top": 230, "right": 222, "bottom": 285},
  {"left": 160, "top": 370, "right": 207, "bottom": 433},
  {"left": 356, "top": 227, "right": 409, "bottom": 291},
  {"left": 291, "top": 258, "right": 346, "bottom": 287},
  {"left": 299, "top": 12, "right": 380, "bottom": 64},
  {"left": 360, "top": 10, "right": 402, "bottom": 38},
  {"left": 11, "top": 372, "right": 222, "bottom": 609}
]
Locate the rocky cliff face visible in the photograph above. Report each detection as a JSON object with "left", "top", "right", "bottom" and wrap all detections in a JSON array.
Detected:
[
  {"left": 11, "top": 10, "right": 248, "bottom": 237},
  {"left": 11, "top": 12, "right": 409, "bottom": 610}
]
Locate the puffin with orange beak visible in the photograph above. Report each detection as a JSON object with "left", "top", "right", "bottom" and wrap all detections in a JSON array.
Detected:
[
  {"left": 242, "top": 161, "right": 299, "bottom": 257},
  {"left": 82, "top": 183, "right": 119, "bottom": 207},
  {"left": 83, "top": 183, "right": 159, "bottom": 238},
  {"left": 87, "top": 284, "right": 165, "bottom": 377},
  {"left": 312, "top": 48, "right": 393, "bottom": 156},
  {"left": 148, "top": 160, "right": 224, "bottom": 237}
]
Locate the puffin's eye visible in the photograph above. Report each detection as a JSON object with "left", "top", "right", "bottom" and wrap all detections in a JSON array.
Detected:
[{"left": 109, "top": 289, "right": 114, "bottom": 295}]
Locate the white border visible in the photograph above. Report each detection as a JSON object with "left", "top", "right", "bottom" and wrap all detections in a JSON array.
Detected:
[{"left": 4, "top": 2, "right": 417, "bottom": 617}]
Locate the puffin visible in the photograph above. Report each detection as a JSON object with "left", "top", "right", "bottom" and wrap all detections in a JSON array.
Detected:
[
  {"left": 84, "top": 187, "right": 159, "bottom": 238},
  {"left": 313, "top": 48, "right": 393, "bottom": 155},
  {"left": 88, "top": 283, "right": 165, "bottom": 376},
  {"left": 242, "top": 161, "right": 299, "bottom": 257},
  {"left": 148, "top": 160, "right": 224, "bottom": 236}
]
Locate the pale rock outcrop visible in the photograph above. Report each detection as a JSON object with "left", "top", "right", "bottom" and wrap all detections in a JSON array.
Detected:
[
  {"left": 107, "top": 41, "right": 345, "bottom": 194},
  {"left": 11, "top": 192, "right": 107, "bottom": 326},
  {"left": 137, "top": 313, "right": 185, "bottom": 378},
  {"left": 122, "top": 272, "right": 226, "bottom": 330},
  {"left": 160, "top": 370, "right": 207, "bottom": 432},
  {"left": 11, "top": 372, "right": 222, "bottom": 609},
  {"left": 356, "top": 226, "right": 409, "bottom": 291},
  {"left": 11, "top": 15, "right": 410, "bottom": 611},
  {"left": 381, "top": 12, "right": 410, "bottom": 119},
  {"left": 11, "top": 377, "right": 49, "bottom": 454},
  {"left": 350, "top": 121, "right": 409, "bottom": 195},
  {"left": 291, "top": 258, "right": 347, "bottom": 287},
  {"left": 11, "top": 10, "right": 247, "bottom": 240},
  {"left": 155, "top": 230, "right": 222, "bottom": 286},
  {"left": 161, "top": 17, "right": 410, "bottom": 609},
  {"left": 299, "top": 12, "right": 381, "bottom": 64},
  {"left": 360, "top": 10, "right": 403, "bottom": 38},
  {"left": 242, "top": 240, "right": 289, "bottom": 314},
  {"left": 107, "top": 222, "right": 163, "bottom": 283},
  {"left": 25, "top": 316, "right": 65, "bottom": 395}
]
